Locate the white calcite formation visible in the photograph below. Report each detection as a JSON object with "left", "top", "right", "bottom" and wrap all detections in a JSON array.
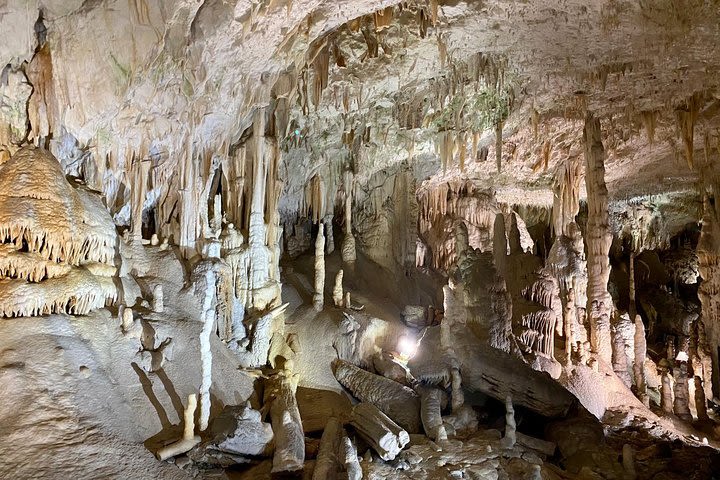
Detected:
[
  {"left": 0, "top": 147, "right": 117, "bottom": 317},
  {"left": 156, "top": 394, "right": 201, "bottom": 461},
  {"left": 333, "top": 358, "right": 422, "bottom": 433},
  {"left": 1, "top": 2, "right": 720, "bottom": 479},
  {"left": 333, "top": 269, "right": 344, "bottom": 307},
  {"left": 500, "top": 395, "right": 516, "bottom": 449},
  {"left": 348, "top": 402, "right": 409, "bottom": 461}
]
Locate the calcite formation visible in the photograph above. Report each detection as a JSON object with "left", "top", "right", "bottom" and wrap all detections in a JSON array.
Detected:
[
  {"left": 1, "top": 2, "right": 720, "bottom": 479},
  {"left": 0, "top": 147, "right": 117, "bottom": 317}
]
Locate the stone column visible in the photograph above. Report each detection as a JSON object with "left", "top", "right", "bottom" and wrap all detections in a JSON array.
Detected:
[{"left": 583, "top": 113, "right": 613, "bottom": 364}]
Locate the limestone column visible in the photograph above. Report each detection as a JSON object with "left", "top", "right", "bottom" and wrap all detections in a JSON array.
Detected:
[{"left": 583, "top": 113, "right": 613, "bottom": 364}]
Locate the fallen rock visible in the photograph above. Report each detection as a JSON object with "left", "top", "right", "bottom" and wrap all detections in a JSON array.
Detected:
[{"left": 189, "top": 402, "right": 273, "bottom": 466}]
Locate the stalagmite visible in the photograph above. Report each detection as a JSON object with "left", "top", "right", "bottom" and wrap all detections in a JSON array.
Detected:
[
  {"left": 333, "top": 269, "right": 344, "bottom": 307},
  {"left": 612, "top": 320, "right": 631, "bottom": 388},
  {"left": 332, "top": 359, "right": 421, "bottom": 433},
  {"left": 450, "top": 368, "right": 464, "bottom": 412},
  {"left": 622, "top": 444, "right": 637, "bottom": 480},
  {"left": 416, "top": 384, "right": 448, "bottom": 441},
  {"left": 121, "top": 307, "right": 134, "bottom": 332},
  {"left": 312, "top": 416, "right": 342, "bottom": 480},
  {"left": 348, "top": 402, "right": 409, "bottom": 461},
  {"left": 501, "top": 395, "right": 516, "bottom": 449},
  {"left": 583, "top": 113, "right": 613, "bottom": 364},
  {"left": 324, "top": 215, "right": 335, "bottom": 255},
  {"left": 694, "top": 375, "right": 708, "bottom": 420},
  {"left": 152, "top": 284, "right": 164, "bottom": 313},
  {"left": 265, "top": 371, "right": 304, "bottom": 474},
  {"left": 313, "top": 223, "right": 326, "bottom": 310},
  {"left": 156, "top": 394, "right": 201, "bottom": 461},
  {"left": 199, "top": 305, "right": 214, "bottom": 432},
  {"left": 342, "top": 434, "right": 362, "bottom": 480},
  {"left": 633, "top": 315, "right": 648, "bottom": 406},
  {"left": 661, "top": 368, "right": 674, "bottom": 414},
  {"left": 236, "top": 304, "right": 288, "bottom": 368},
  {"left": 198, "top": 264, "right": 219, "bottom": 431},
  {"left": 673, "top": 363, "right": 692, "bottom": 421}
]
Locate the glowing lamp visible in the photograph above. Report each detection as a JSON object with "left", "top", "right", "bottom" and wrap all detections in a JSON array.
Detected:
[{"left": 397, "top": 335, "right": 418, "bottom": 360}]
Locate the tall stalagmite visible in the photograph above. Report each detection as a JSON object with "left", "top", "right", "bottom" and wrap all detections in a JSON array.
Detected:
[
  {"left": 314, "top": 224, "right": 326, "bottom": 311},
  {"left": 583, "top": 113, "right": 613, "bottom": 364}
]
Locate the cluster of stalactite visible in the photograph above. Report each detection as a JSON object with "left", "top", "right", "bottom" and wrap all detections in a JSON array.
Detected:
[{"left": 416, "top": 179, "right": 499, "bottom": 270}]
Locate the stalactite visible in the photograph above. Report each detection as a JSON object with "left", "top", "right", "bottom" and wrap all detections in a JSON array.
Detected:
[
  {"left": 374, "top": 6, "right": 393, "bottom": 31},
  {"left": 305, "top": 174, "right": 326, "bottom": 224},
  {"left": 341, "top": 171, "right": 356, "bottom": 265},
  {"left": 551, "top": 157, "right": 582, "bottom": 237},
  {"left": 131, "top": 158, "right": 151, "bottom": 240},
  {"left": 583, "top": 113, "right": 613, "bottom": 364},
  {"left": 641, "top": 110, "right": 657, "bottom": 144},
  {"left": 25, "top": 43, "right": 57, "bottom": 143},
  {"left": 495, "top": 121, "right": 503, "bottom": 172},
  {"left": 676, "top": 93, "right": 702, "bottom": 170},
  {"left": 311, "top": 46, "right": 330, "bottom": 109}
]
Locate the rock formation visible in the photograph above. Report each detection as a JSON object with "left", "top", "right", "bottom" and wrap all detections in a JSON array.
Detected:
[
  {"left": 583, "top": 114, "right": 613, "bottom": 365},
  {"left": 1, "top": 2, "right": 720, "bottom": 479},
  {"left": 156, "top": 394, "right": 201, "bottom": 461},
  {"left": 0, "top": 147, "right": 117, "bottom": 317},
  {"left": 313, "top": 224, "right": 326, "bottom": 311}
]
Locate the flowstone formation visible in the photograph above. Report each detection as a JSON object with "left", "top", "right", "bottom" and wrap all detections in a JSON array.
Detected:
[{"left": 0, "top": 147, "right": 117, "bottom": 317}]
